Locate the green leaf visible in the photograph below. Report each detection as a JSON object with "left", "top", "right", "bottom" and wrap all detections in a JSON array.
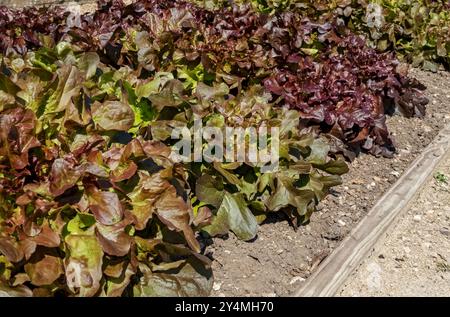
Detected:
[
  {"left": 67, "top": 213, "right": 96, "bottom": 234},
  {"left": 266, "top": 174, "right": 316, "bottom": 216},
  {"left": 301, "top": 48, "right": 319, "bottom": 56},
  {"left": 195, "top": 174, "right": 224, "bottom": 208},
  {"left": 213, "top": 162, "right": 242, "bottom": 186},
  {"left": 203, "top": 192, "right": 258, "bottom": 241},
  {"left": 124, "top": 81, "right": 157, "bottom": 128},
  {"left": 0, "top": 73, "right": 20, "bottom": 96},
  {"left": 306, "top": 138, "right": 330, "bottom": 165},
  {"left": 77, "top": 52, "right": 100, "bottom": 79},
  {"left": 135, "top": 72, "right": 174, "bottom": 101},
  {"left": 64, "top": 234, "right": 104, "bottom": 297},
  {"left": 44, "top": 65, "right": 82, "bottom": 116},
  {"left": 314, "top": 159, "right": 349, "bottom": 175},
  {"left": 91, "top": 100, "right": 135, "bottom": 131},
  {"left": 133, "top": 256, "right": 213, "bottom": 297}
]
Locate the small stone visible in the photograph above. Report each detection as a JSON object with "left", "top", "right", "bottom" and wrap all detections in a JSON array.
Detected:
[
  {"left": 352, "top": 178, "right": 365, "bottom": 185},
  {"left": 277, "top": 249, "right": 284, "bottom": 255},
  {"left": 423, "top": 125, "right": 432, "bottom": 133},
  {"left": 404, "top": 247, "right": 411, "bottom": 254},
  {"left": 391, "top": 171, "right": 400, "bottom": 177},
  {"left": 213, "top": 282, "right": 222, "bottom": 291},
  {"left": 289, "top": 276, "right": 306, "bottom": 285},
  {"left": 343, "top": 186, "right": 349, "bottom": 191},
  {"left": 373, "top": 176, "right": 381, "bottom": 182},
  {"left": 338, "top": 219, "right": 346, "bottom": 227},
  {"left": 224, "top": 250, "right": 231, "bottom": 254},
  {"left": 439, "top": 228, "right": 450, "bottom": 236},
  {"left": 413, "top": 215, "right": 422, "bottom": 222}
]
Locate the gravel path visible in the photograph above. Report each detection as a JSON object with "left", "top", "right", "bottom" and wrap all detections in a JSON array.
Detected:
[{"left": 338, "top": 150, "right": 450, "bottom": 297}]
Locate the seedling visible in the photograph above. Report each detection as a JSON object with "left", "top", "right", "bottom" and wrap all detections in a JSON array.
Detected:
[{"left": 434, "top": 172, "right": 449, "bottom": 184}]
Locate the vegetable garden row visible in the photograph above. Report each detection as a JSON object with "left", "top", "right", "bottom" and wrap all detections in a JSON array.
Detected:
[{"left": 0, "top": 0, "right": 448, "bottom": 297}]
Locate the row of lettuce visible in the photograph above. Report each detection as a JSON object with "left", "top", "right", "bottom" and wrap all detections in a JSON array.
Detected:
[
  {"left": 192, "top": 0, "right": 450, "bottom": 71},
  {"left": 0, "top": 0, "right": 430, "bottom": 296}
]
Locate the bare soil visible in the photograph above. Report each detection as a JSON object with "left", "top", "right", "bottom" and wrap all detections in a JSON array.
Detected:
[
  {"left": 207, "top": 68, "right": 450, "bottom": 297},
  {"left": 338, "top": 150, "right": 450, "bottom": 297}
]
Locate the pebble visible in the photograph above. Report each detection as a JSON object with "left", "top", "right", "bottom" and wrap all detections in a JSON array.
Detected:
[
  {"left": 413, "top": 215, "right": 422, "bottom": 222},
  {"left": 213, "top": 282, "right": 223, "bottom": 291},
  {"left": 289, "top": 276, "right": 306, "bottom": 285},
  {"left": 224, "top": 250, "right": 231, "bottom": 254},
  {"left": 404, "top": 247, "right": 411, "bottom": 254},
  {"left": 440, "top": 228, "right": 450, "bottom": 236},
  {"left": 423, "top": 125, "right": 432, "bottom": 133},
  {"left": 390, "top": 171, "right": 400, "bottom": 177},
  {"left": 338, "top": 219, "right": 346, "bottom": 227},
  {"left": 277, "top": 249, "right": 284, "bottom": 255}
]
